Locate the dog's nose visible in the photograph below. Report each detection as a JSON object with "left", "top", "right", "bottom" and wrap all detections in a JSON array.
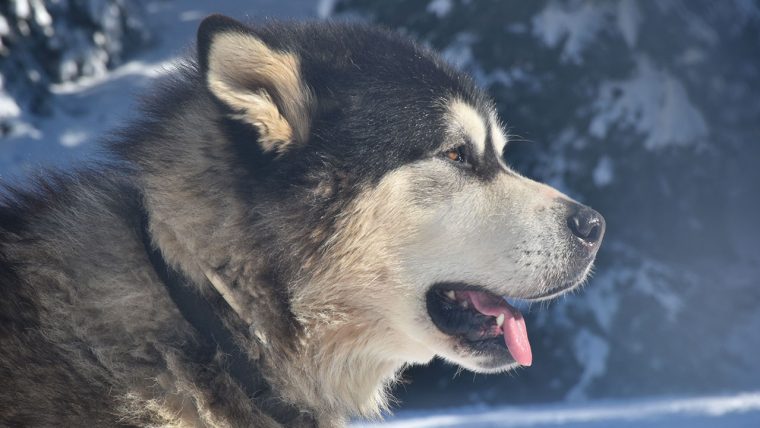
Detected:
[{"left": 567, "top": 205, "right": 605, "bottom": 247}]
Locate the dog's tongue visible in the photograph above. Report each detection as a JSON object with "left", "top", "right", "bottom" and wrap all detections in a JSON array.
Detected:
[{"left": 463, "top": 291, "right": 532, "bottom": 366}]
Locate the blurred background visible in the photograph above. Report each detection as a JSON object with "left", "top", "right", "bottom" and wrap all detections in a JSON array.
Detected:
[{"left": 2, "top": 0, "right": 759, "bottom": 426}]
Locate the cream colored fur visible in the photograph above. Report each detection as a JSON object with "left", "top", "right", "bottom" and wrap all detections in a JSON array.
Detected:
[
  {"left": 207, "top": 32, "right": 314, "bottom": 153},
  {"left": 448, "top": 100, "right": 488, "bottom": 156}
]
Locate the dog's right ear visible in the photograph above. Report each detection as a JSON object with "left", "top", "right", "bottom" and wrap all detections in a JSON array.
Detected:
[{"left": 197, "top": 15, "right": 313, "bottom": 154}]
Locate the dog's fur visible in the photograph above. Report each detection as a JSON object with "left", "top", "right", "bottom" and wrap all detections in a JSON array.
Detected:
[{"left": 0, "top": 16, "right": 604, "bottom": 427}]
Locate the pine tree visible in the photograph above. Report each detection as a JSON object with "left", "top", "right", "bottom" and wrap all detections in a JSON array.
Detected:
[{"left": 0, "top": 0, "right": 152, "bottom": 137}]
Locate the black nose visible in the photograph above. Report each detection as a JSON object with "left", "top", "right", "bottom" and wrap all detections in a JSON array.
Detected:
[{"left": 567, "top": 205, "right": 605, "bottom": 246}]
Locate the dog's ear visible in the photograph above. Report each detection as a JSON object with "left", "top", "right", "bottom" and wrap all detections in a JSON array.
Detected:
[{"left": 197, "top": 15, "right": 313, "bottom": 154}]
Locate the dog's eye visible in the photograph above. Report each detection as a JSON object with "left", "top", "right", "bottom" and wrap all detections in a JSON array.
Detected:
[{"left": 443, "top": 146, "right": 467, "bottom": 164}]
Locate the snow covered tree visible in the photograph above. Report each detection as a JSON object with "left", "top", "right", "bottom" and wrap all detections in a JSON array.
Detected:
[{"left": 0, "top": 0, "right": 152, "bottom": 137}]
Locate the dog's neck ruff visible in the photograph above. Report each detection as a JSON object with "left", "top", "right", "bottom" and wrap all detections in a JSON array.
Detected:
[{"left": 138, "top": 210, "right": 309, "bottom": 426}]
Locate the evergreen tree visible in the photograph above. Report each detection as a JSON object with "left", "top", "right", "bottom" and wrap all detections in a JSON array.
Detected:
[{"left": 0, "top": 0, "right": 152, "bottom": 137}]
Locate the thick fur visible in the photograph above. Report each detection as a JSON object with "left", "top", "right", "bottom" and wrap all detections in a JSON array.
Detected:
[{"left": 0, "top": 17, "right": 603, "bottom": 427}]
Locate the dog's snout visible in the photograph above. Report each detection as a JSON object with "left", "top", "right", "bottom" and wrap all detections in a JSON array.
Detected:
[{"left": 567, "top": 205, "right": 605, "bottom": 247}]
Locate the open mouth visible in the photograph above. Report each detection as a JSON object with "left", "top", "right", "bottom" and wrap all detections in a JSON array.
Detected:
[{"left": 426, "top": 283, "right": 533, "bottom": 366}]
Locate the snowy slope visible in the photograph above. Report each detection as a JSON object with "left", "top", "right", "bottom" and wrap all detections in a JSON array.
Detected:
[{"left": 354, "top": 392, "right": 760, "bottom": 428}]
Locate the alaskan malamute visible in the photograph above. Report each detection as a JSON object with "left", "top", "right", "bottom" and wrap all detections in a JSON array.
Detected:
[{"left": 0, "top": 15, "right": 605, "bottom": 427}]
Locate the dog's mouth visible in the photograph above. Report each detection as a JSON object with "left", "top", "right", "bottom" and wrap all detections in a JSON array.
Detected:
[{"left": 426, "top": 283, "right": 533, "bottom": 366}]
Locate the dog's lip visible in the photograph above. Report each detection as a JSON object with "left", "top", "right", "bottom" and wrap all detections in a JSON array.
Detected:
[
  {"left": 426, "top": 283, "right": 533, "bottom": 366},
  {"left": 427, "top": 282, "right": 533, "bottom": 300},
  {"left": 428, "top": 281, "right": 576, "bottom": 302},
  {"left": 519, "top": 268, "right": 592, "bottom": 301},
  {"left": 519, "top": 281, "right": 583, "bottom": 301}
]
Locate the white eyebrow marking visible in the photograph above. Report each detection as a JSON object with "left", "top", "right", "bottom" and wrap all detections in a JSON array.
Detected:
[
  {"left": 448, "top": 99, "right": 487, "bottom": 156},
  {"left": 489, "top": 110, "right": 508, "bottom": 159}
]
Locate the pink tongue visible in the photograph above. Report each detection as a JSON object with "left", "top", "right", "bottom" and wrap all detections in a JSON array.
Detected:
[{"left": 464, "top": 291, "right": 532, "bottom": 366}]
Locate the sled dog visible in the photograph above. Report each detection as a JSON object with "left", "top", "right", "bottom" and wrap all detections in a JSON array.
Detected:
[{"left": 0, "top": 15, "right": 605, "bottom": 427}]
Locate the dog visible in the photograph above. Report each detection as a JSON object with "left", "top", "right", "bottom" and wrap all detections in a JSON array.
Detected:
[{"left": 0, "top": 15, "right": 605, "bottom": 427}]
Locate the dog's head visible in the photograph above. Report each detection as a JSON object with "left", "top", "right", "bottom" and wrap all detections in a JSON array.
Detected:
[{"left": 193, "top": 16, "right": 605, "bottom": 379}]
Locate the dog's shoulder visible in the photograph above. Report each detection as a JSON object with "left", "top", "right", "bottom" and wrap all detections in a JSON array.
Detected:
[{"left": 0, "top": 166, "right": 298, "bottom": 426}]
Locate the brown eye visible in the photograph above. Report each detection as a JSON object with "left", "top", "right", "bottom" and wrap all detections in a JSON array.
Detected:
[{"left": 444, "top": 146, "right": 466, "bottom": 163}]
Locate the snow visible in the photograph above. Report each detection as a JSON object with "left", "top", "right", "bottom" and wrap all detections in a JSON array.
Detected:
[
  {"left": 650, "top": 74, "right": 709, "bottom": 149},
  {"left": 353, "top": 392, "right": 760, "bottom": 427},
  {"left": 0, "top": 90, "right": 21, "bottom": 119},
  {"left": 441, "top": 32, "right": 477, "bottom": 70},
  {"left": 565, "top": 330, "right": 610, "bottom": 402},
  {"left": 0, "top": 14, "right": 10, "bottom": 37},
  {"left": 13, "top": 0, "right": 31, "bottom": 20},
  {"left": 532, "top": 1, "right": 608, "bottom": 64},
  {"left": 60, "top": 130, "right": 90, "bottom": 148},
  {"left": 0, "top": 73, "right": 40, "bottom": 140},
  {"left": 629, "top": 260, "right": 684, "bottom": 322},
  {"left": 427, "top": 0, "right": 453, "bottom": 18},
  {"left": 317, "top": 0, "right": 339, "bottom": 19},
  {"left": 591, "top": 156, "right": 613, "bottom": 187},
  {"left": 590, "top": 56, "right": 708, "bottom": 150},
  {"left": 31, "top": 0, "right": 52, "bottom": 28},
  {"left": 616, "top": 0, "right": 640, "bottom": 48}
]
